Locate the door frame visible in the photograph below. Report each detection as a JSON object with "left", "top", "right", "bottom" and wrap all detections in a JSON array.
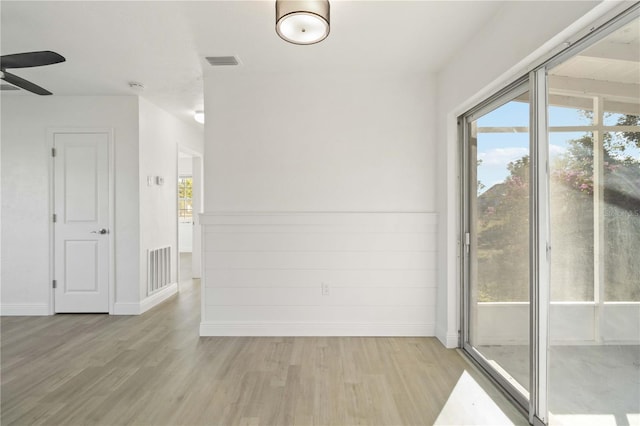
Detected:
[
  {"left": 48, "top": 128, "right": 115, "bottom": 315},
  {"left": 176, "top": 144, "right": 203, "bottom": 287},
  {"left": 457, "top": 4, "right": 640, "bottom": 424},
  {"left": 459, "top": 77, "right": 532, "bottom": 415}
]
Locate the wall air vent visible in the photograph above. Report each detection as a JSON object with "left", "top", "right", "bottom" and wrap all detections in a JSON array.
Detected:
[
  {"left": 0, "top": 84, "right": 20, "bottom": 91},
  {"left": 206, "top": 56, "right": 240, "bottom": 66}
]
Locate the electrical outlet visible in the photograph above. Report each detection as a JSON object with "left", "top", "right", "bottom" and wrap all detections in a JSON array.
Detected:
[{"left": 321, "top": 282, "right": 330, "bottom": 296}]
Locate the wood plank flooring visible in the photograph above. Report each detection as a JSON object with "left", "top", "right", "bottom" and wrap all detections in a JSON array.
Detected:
[{"left": 1, "top": 281, "right": 524, "bottom": 426}]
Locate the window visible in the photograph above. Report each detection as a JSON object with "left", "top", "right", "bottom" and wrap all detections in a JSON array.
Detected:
[{"left": 178, "top": 175, "right": 193, "bottom": 223}]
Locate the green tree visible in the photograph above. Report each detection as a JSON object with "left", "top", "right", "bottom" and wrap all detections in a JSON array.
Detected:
[{"left": 476, "top": 113, "right": 640, "bottom": 302}]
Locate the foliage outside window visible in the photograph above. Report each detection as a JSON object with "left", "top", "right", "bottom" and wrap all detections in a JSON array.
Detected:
[
  {"left": 476, "top": 111, "right": 640, "bottom": 303},
  {"left": 178, "top": 176, "right": 193, "bottom": 223}
]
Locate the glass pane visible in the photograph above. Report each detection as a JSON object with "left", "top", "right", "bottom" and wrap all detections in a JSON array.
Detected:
[
  {"left": 547, "top": 16, "right": 640, "bottom": 425},
  {"left": 469, "top": 93, "right": 530, "bottom": 396},
  {"left": 549, "top": 105, "right": 593, "bottom": 127},
  {"left": 603, "top": 110, "right": 640, "bottom": 127},
  {"left": 603, "top": 131, "right": 640, "bottom": 301},
  {"left": 178, "top": 175, "right": 193, "bottom": 223},
  {"left": 549, "top": 131, "right": 594, "bottom": 301},
  {"left": 184, "top": 200, "right": 193, "bottom": 220}
]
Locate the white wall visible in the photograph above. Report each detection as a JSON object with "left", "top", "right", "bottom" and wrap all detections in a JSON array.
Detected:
[
  {"left": 205, "top": 71, "right": 435, "bottom": 212},
  {"left": 138, "top": 97, "right": 203, "bottom": 305},
  {"left": 201, "top": 70, "right": 437, "bottom": 335},
  {"left": 178, "top": 157, "right": 193, "bottom": 175},
  {"left": 434, "top": 1, "right": 606, "bottom": 347},
  {"left": 1, "top": 96, "right": 140, "bottom": 314}
]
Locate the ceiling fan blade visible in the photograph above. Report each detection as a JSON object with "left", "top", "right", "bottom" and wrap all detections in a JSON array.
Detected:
[
  {"left": 1, "top": 71, "right": 52, "bottom": 95},
  {"left": 0, "top": 51, "right": 65, "bottom": 69}
]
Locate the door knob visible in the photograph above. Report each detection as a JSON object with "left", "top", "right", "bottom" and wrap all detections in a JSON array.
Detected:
[{"left": 91, "top": 228, "right": 109, "bottom": 235}]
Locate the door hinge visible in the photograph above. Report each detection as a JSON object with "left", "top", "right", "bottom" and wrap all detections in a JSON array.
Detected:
[
  {"left": 465, "top": 232, "right": 470, "bottom": 253},
  {"left": 52, "top": 280, "right": 57, "bottom": 289},
  {"left": 51, "top": 147, "right": 56, "bottom": 157},
  {"left": 53, "top": 213, "right": 57, "bottom": 223}
]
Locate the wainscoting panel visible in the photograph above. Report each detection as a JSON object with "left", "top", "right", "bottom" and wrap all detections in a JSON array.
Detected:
[
  {"left": 204, "top": 268, "right": 436, "bottom": 288},
  {"left": 199, "top": 212, "right": 437, "bottom": 336}
]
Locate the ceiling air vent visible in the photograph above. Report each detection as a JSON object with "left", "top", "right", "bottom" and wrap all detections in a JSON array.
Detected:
[
  {"left": 206, "top": 56, "right": 239, "bottom": 67},
  {"left": 0, "top": 84, "right": 20, "bottom": 91}
]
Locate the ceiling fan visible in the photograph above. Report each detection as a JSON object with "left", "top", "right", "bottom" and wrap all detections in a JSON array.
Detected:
[{"left": 1, "top": 51, "right": 65, "bottom": 95}]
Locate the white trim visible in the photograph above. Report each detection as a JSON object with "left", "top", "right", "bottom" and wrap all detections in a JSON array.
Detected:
[
  {"left": 140, "top": 282, "right": 178, "bottom": 314},
  {"left": 176, "top": 144, "right": 181, "bottom": 287},
  {"left": 112, "top": 282, "right": 178, "bottom": 315},
  {"left": 200, "top": 211, "right": 437, "bottom": 228},
  {"left": 436, "top": 326, "right": 459, "bottom": 349},
  {"left": 0, "top": 304, "right": 50, "bottom": 316},
  {"left": 177, "top": 143, "right": 203, "bottom": 159},
  {"left": 48, "top": 127, "right": 116, "bottom": 315},
  {"left": 200, "top": 215, "right": 207, "bottom": 323},
  {"left": 108, "top": 130, "right": 115, "bottom": 315},
  {"left": 112, "top": 302, "right": 141, "bottom": 316},
  {"left": 199, "top": 322, "right": 435, "bottom": 337},
  {"left": 177, "top": 144, "right": 204, "bottom": 286}
]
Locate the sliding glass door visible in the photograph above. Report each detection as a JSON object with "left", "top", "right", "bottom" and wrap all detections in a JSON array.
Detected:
[
  {"left": 461, "top": 5, "right": 639, "bottom": 425},
  {"left": 462, "top": 83, "right": 532, "bottom": 409}
]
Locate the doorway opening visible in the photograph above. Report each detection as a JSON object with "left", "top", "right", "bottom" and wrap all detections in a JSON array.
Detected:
[{"left": 177, "top": 148, "right": 203, "bottom": 286}]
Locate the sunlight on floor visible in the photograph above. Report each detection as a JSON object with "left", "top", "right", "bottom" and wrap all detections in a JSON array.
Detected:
[
  {"left": 434, "top": 370, "right": 526, "bottom": 425},
  {"left": 549, "top": 414, "right": 618, "bottom": 426}
]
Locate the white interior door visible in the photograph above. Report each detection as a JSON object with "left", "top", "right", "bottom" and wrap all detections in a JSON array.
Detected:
[{"left": 54, "top": 132, "right": 110, "bottom": 313}]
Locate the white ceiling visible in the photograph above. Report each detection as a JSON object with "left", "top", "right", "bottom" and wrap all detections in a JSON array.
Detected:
[{"left": 1, "top": 1, "right": 504, "bottom": 124}]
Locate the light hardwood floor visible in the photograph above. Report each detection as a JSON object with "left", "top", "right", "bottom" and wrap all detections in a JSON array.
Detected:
[{"left": 1, "top": 280, "right": 524, "bottom": 426}]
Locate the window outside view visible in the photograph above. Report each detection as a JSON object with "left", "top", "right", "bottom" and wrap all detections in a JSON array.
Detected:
[
  {"left": 178, "top": 176, "right": 193, "bottom": 223},
  {"left": 475, "top": 106, "right": 640, "bottom": 304},
  {"left": 475, "top": 100, "right": 530, "bottom": 303},
  {"left": 470, "top": 94, "right": 532, "bottom": 397}
]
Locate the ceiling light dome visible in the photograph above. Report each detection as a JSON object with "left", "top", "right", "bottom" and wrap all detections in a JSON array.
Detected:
[{"left": 276, "top": 0, "right": 330, "bottom": 45}]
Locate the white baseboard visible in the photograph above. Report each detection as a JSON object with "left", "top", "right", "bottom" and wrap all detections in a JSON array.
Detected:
[
  {"left": 140, "top": 283, "right": 178, "bottom": 314},
  {"left": 0, "top": 304, "right": 49, "bottom": 316},
  {"left": 199, "top": 322, "right": 435, "bottom": 337},
  {"left": 436, "top": 326, "right": 459, "bottom": 348},
  {"left": 113, "top": 283, "right": 178, "bottom": 315},
  {"left": 112, "top": 302, "right": 141, "bottom": 315}
]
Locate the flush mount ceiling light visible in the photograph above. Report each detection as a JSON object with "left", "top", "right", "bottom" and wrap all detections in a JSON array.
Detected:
[
  {"left": 276, "top": 0, "right": 330, "bottom": 45},
  {"left": 194, "top": 111, "right": 205, "bottom": 124}
]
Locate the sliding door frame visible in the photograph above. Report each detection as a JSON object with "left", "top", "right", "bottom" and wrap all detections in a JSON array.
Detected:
[
  {"left": 460, "top": 76, "right": 531, "bottom": 414},
  {"left": 459, "top": 3, "right": 640, "bottom": 425},
  {"left": 529, "top": 68, "right": 549, "bottom": 426}
]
